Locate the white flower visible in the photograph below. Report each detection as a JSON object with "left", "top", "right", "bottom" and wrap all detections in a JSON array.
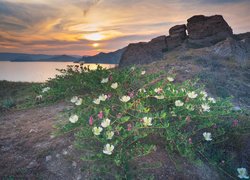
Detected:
[
  {"left": 69, "top": 115, "right": 79, "bottom": 123},
  {"left": 141, "top": 70, "right": 146, "bottom": 75},
  {"left": 208, "top": 97, "right": 216, "bottom": 103},
  {"left": 130, "top": 66, "right": 135, "bottom": 71},
  {"left": 138, "top": 88, "right": 146, "bottom": 93},
  {"left": 237, "top": 168, "right": 249, "bottom": 179},
  {"left": 103, "top": 144, "right": 114, "bottom": 155},
  {"left": 36, "top": 95, "right": 43, "bottom": 100},
  {"left": 143, "top": 117, "right": 153, "bottom": 126},
  {"left": 200, "top": 91, "right": 208, "bottom": 98},
  {"left": 42, "top": 87, "right": 50, "bottom": 93},
  {"left": 175, "top": 100, "right": 184, "bottom": 107},
  {"left": 75, "top": 98, "right": 82, "bottom": 106},
  {"left": 93, "top": 98, "right": 100, "bottom": 104},
  {"left": 120, "top": 96, "right": 131, "bottom": 103},
  {"left": 71, "top": 96, "right": 78, "bottom": 103},
  {"left": 187, "top": 91, "right": 198, "bottom": 99},
  {"left": 101, "top": 118, "right": 111, "bottom": 128},
  {"left": 111, "top": 82, "right": 118, "bottom": 89},
  {"left": 154, "top": 95, "right": 164, "bottom": 99},
  {"left": 201, "top": 104, "right": 210, "bottom": 112},
  {"left": 203, "top": 132, "right": 212, "bottom": 141},
  {"left": 92, "top": 127, "right": 103, "bottom": 135},
  {"left": 167, "top": 77, "right": 174, "bottom": 82},
  {"left": 106, "top": 131, "right": 114, "bottom": 140},
  {"left": 154, "top": 88, "right": 163, "bottom": 94},
  {"left": 99, "top": 94, "right": 107, "bottom": 101},
  {"left": 101, "top": 77, "right": 109, "bottom": 83}
]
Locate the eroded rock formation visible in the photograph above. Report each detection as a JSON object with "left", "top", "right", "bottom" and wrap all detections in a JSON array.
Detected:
[
  {"left": 187, "top": 15, "right": 233, "bottom": 47},
  {"left": 118, "top": 14, "right": 248, "bottom": 67}
]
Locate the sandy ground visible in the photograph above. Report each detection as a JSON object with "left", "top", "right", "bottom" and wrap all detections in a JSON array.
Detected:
[{"left": 0, "top": 102, "right": 223, "bottom": 179}]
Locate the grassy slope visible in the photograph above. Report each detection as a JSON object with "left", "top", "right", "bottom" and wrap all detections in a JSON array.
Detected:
[
  {"left": 143, "top": 47, "right": 250, "bottom": 107},
  {"left": 0, "top": 80, "right": 39, "bottom": 110}
]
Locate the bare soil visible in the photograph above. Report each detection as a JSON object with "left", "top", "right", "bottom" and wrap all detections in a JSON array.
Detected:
[{"left": 0, "top": 101, "right": 223, "bottom": 179}]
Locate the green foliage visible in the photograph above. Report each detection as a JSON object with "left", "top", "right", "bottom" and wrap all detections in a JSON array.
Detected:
[
  {"left": 2, "top": 98, "right": 15, "bottom": 108},
  {"left": 43, "top": 64, "right": 247, "bottom": 178}
]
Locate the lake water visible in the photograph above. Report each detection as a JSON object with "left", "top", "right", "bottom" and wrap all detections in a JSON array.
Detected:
[{"left": 0, "top": 62, "right": 116, "bottom": 82}]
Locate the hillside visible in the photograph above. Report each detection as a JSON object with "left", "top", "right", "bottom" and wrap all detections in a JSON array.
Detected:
[
  {"left": 80, "top": 48, "right": 126, "bottom": 64},
  {"left": 0, "top": 53, "right": 80, "bottom": 62}
]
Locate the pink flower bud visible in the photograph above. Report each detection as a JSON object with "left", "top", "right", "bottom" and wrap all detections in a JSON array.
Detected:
[
  {"left": 107, "top": 93, "right": 112, "bottom": 99},
  {"left": 127, "top": 123, "right": 132, "bottom": 131},
  {"left": 108, "top": 75, "right": 113, "bottom": 81},
  {"left": 128, "top": 91, "right": 134, "bottom": 98},
  {"left": 98, "top": 111, "right": 103, "bottom": 119},
  {"left": 89, "top": 116, "right": 93, "bottom": 126}
]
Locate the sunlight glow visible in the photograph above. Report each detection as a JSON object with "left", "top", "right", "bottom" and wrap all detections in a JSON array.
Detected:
[
  {"left": 92, "top": 43, "right": 100, "bottom": 48},
  {"left": 84, "top": 33, "right": 105, "bottom": 41}
]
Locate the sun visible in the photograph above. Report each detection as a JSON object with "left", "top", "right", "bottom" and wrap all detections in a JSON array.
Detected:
[
  {"left": 85, "top": 33, "right": 105, "bottom": 41},
  {"left": 92, "top": 43, "right": 99, "bottom": 48}
]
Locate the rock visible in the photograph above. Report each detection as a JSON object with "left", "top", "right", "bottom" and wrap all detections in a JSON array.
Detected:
[
  {"left": 165, "top": 24, "right": 187, "bottom": 50},
  {"left": 46, "top": 155, "right": 52, "bottom": 161},
  {"left": 235, "top": 32, "right": 250, "bottom": 41},
  {"left": 62, "top": 149, "right": 68, "bottom": 155},
  {"left": 169, "top": 24, "right": 187, "bottom": 39},
  {"left": 72, "top": 161, "right": 77, "bottom": 168},
  {"left": 27, "top": 160, "right": 39, "bottom": 169},
  {"left": 210, "top": 37, "right": 250, "bottom": 65},
  {"left": 119, "top": 36, "right": 167, "bottom": 67},
  {"left": 187, "top": 15, "right": 233, "bottom": 47}
]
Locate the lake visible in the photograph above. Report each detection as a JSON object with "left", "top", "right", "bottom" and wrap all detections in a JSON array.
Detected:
[{"left": 0, "top": 62, "right": 116, "bottom": 82}]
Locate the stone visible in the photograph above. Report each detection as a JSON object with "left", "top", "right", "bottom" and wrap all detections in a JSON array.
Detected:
[
  {"left": 72, "top": 161, "right": 77, "bottom": 168},
  {"left": 45, "top": 155, "right": 52, "bottom": 161},
  {"left": 187, "top": 15, "right": 233, "bottom": 46},
  {"left": 166, "top": 24, "right": 187, "bottom": 50},
  {"left": 27, "top": 160, "right": 39, "bottom": 169},
  {"left": 169, "top": 24, "right": 187, "bottom": 39},
  {"left": 210, "top": 37, "right": 249, "bottom": 65}
]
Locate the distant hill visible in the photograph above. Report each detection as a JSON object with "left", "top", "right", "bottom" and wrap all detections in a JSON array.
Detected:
[
  {"left": 39, "top": 55, "right": 79, "bottom": 62},
  {"left": 0, "top": 53, "right": 81, "bottom": 62},
  {"left": 80, "top": 48, "right": 126, "bottom": 64}
]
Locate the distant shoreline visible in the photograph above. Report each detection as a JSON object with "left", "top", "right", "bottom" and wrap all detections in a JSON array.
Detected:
[{"left": 0, "top": 60, "right": 118, "bottom": 65}]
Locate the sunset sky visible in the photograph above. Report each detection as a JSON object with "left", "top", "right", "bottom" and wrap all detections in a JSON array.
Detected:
[{"left": 0, "top": 0, "right": 250, "bottom": 56}]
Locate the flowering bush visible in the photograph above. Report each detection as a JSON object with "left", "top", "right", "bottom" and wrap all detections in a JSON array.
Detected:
[{"left": 50, "top": 65, "right": 248, "bottom": 178}]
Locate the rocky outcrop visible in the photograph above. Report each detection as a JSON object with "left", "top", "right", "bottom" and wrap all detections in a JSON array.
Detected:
[
  {"left": 187, "top": 15, "right": 233, "bottom": 47},
  {"left": 119, "top": 36, "right": 167, "bottom": 66},
  {"left": 118, "top": 14, "right": 249, "bottom": 67},
  {"left": 210, "top": 37, "right": 250, "bottom": 65}
]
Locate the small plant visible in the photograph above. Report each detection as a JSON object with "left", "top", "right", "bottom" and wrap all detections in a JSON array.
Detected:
[{"left": 2, "top": 98, "right": 15, "bottom": 108}]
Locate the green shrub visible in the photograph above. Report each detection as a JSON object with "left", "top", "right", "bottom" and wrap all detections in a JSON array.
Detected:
[
  {"left": 2, "top": 98, "right": 15, "bottom": 108},
  {"left": 39, "top": 64, "right": 248, "bottom": 178}
]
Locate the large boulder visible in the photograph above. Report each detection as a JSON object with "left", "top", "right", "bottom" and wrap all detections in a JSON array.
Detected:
[
  {"left": 119, "top": 36, "right": 167, "bottom": 67},
  {"left": 166, "top": 24, "right": 187, "bottom": 50},
  {"left": 169, "top": 24, "right": 187, "bottom": 39},
  {"left": 187, "top": 15, "right": 233, "bottom": 47}
]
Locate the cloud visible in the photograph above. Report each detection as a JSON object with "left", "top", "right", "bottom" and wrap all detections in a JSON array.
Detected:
[
  {"left": 0, "top": 0, "right": 249, "bottom": 55},
  {"left": 0, "top": 1, "right": 59, "bottom": 32}
]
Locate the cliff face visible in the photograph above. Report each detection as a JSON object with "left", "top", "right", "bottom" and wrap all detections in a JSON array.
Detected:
[{"left": 119, "top": 15, "right": 249, "bottom": 67}]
